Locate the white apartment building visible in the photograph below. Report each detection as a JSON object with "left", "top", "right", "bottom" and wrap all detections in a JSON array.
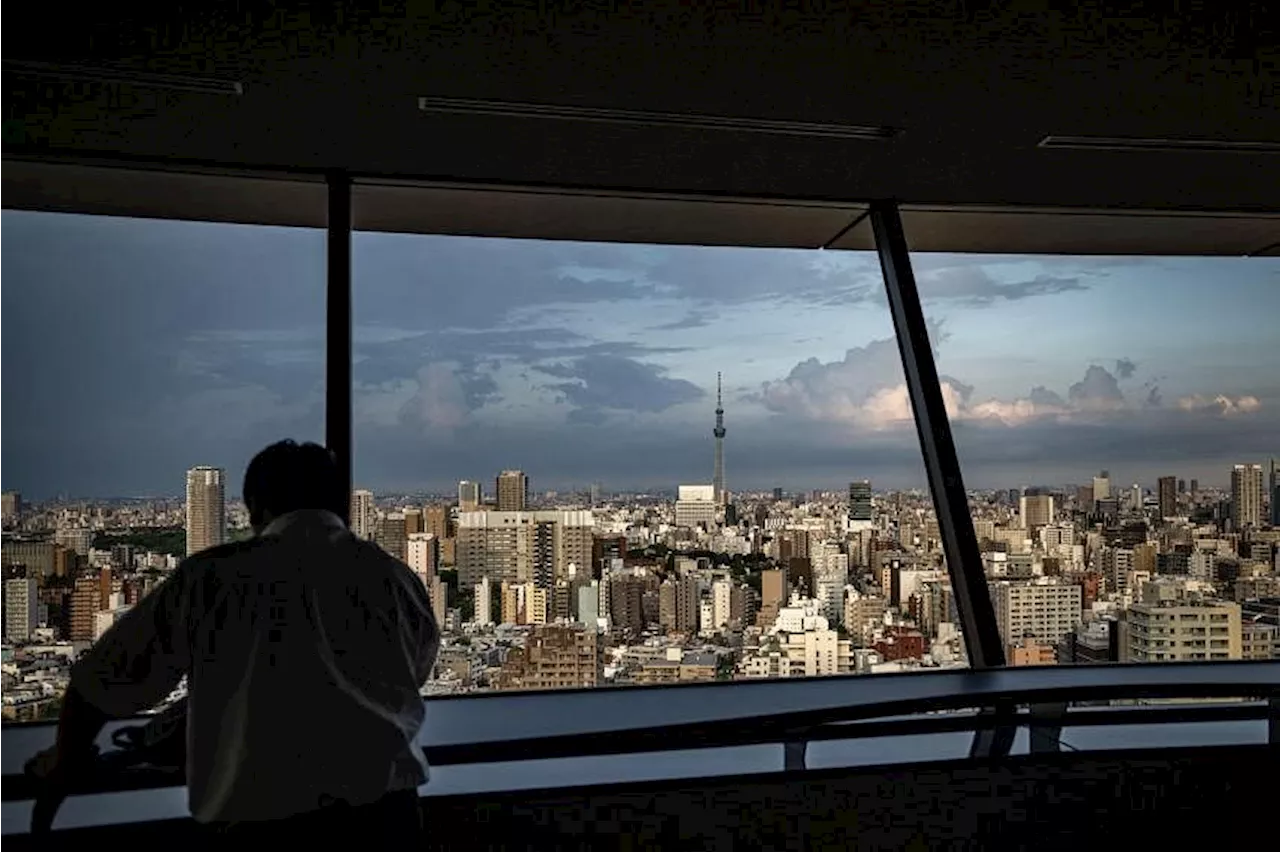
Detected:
[
  {"left": 406, "top": 532, "right": 439, "bottom": 584},
  {"left": 3, "top": 577, "right": 39, "bottom": 643},
  {"left": 991, "top": 580, "right": 1083, "bottom": 648},
  {"left": 349, "top": 489, "right": 375, "bottom": 539}
]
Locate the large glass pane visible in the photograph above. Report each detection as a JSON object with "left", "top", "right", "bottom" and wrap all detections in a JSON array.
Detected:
[
  {"left": 913, "top": 251, "right": 1280, "bottom": 665},
  {"left": 352, "top": 220, "right": 969, "bottom": 695},
  {"left": 1, "top": 210, "right": 325, "bottom": 720}
]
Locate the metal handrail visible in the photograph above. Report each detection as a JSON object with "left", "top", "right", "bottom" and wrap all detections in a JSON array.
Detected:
[{"left": 4, "top": 662, "right": 1277, "bottom": 803}]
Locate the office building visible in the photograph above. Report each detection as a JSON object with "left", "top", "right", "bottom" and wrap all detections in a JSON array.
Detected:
[
  {"left": 675, "top": 484, "right": 717, "bottom": 528},
  {"left": 456, "top": 510, "right": 594, "bottom": 587},
  {"left": 1092, "top": 471, "right": 1111, "bottom": 502},
  {"left": 1158, "top": 476, "right": 1177, "bottom": 520},
  {"left": 758, "top": 567, "right": 789, "bottom": 628},
  {"left": 3, "top": 541, "right": 55, "bottom": 579},
  {"left": 1019, "top": 494, "right": 1054, "bottom": 531},
  {"left": 185, "top": 466, "right": 226, "bottom": 556},
  {"left": 848, "top": 480, "right": 872, "bottom": 528},
  {"left": 458, "top": 480, "right": 481, "bottom": 512},
  {"left": 1231, "top": 463, "right": 1263, "bottom": 530}
]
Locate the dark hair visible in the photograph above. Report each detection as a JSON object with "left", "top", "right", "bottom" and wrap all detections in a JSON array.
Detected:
[{"left": 243, "top": 440, "right": 345, "bottom": 527}]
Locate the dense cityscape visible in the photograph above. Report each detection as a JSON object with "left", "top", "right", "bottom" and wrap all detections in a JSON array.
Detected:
[{"left": 3, "top": 387, "right": 1279, "bottom": 719}]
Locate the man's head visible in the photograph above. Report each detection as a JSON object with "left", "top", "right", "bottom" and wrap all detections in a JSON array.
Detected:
[{"left": 243, "top": 440, "right": 346, "bottom": 533}]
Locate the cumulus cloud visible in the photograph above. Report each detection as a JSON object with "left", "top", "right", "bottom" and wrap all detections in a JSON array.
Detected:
[
  {"left": 399, "top": 363, "right": 480, "bottom": 432},
  {"left": 1114, "top": 358, "right": 1138, "bottom": 379},
  {"left": 1066, "top": 365, "right": 1127, "bottom": 412},
  {"left": 762, "top": 338, "right": 1265, "bottom": 434},
  {"left": 1175, "top": 394, "right": 1262, "bottom": 416}
]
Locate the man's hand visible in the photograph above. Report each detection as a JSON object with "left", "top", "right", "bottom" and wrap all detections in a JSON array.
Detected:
[
  {"left": 24, "top": 741, "right": 96, "bottom": 777},
  {"left": 24, "top": 743, "right": 98, "bottom": 834}
]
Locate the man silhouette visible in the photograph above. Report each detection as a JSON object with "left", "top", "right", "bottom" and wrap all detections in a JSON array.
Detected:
[{"left": 28, "top": 441, "right": 439, "bottom": 843}]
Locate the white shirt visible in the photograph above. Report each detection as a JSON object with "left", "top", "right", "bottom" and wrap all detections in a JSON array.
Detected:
[{"left": 71, "top": 509, "right": 440, "bottom": 823}]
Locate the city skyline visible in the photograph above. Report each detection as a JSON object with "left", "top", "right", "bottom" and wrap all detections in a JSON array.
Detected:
[{"left": 3, "top": 210, "right": 1278, "bottom": 498}]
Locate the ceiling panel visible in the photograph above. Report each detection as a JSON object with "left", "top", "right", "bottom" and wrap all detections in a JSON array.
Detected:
[
  {"left": 353, "top": 182, "right": 866, "bottom": 249},
  {"left": 826, "top": 207, "right": 1280, "bottom": 256},
  {"left": 2, "top": 160, "right": 326, "bottom": 228}
]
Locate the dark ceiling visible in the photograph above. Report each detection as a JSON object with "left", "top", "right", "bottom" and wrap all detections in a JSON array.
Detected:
[{"left": 4, "top": 2, "right": 1279, "bottom": 211}]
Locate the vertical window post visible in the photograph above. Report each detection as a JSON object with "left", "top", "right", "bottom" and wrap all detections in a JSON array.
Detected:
[
  {"left": 326, "top": 172, "right": 353, "bottom": 525},
  {"left": 870, "top": 201, "right": 1006, "bottom": 669}
]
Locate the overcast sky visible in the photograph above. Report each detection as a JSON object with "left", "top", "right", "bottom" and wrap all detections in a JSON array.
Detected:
[{"left": 3, "top": 211, "right": 1277, "bottom": 499}]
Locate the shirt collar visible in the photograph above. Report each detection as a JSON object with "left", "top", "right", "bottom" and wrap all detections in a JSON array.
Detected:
[{"left": 261, "top": 509, "right": 347, "bottom": 538}]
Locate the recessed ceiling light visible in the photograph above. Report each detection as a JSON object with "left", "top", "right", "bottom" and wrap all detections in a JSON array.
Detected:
[
  {"left": 5, "top": 60, "right": 244, "bottom": 96},
  {"left": 1039, "top": 135, "right": 1280, "bottom": 154},
  {"left": 418, "top": 96, "right": 898, "bottom": 141}
]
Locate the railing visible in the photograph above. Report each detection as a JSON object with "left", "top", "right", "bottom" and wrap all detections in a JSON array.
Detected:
[{"left": 4, "top": 661, "right": 1278, "bottom": 815}]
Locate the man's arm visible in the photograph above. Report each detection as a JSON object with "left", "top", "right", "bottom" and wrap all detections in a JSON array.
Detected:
[
  {"left": 27, "top": 565, "right": 193, "bottom": 830},
  {"left": 68, "top": 563, "right": 193, "bottom": 719}
]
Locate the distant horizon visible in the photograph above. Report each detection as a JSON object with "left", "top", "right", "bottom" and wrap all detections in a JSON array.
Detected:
[{"left": 6, "top": 468, "right": 1245, "bottom": 506}]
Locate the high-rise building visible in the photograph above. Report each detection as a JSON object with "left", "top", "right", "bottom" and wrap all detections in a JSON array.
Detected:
[
  {"left": 758, "top": 567, "right": 789, "bottom": 628},
  {"left": 403, "top": 508, "right": 424, "bottom": 536},
  {"left": 406, "top": 532, "right": 439, "bottom": 585},
  {"left": 349, "top": 489, "right": 375, "bottom": 539},
  {"left": 1019, "top": 494, "right": 1054, "bottom": 531},
  {"left": 458, "top": 480, "right": 481, "bottom": 512},
  {"left": 474, "top": 577, "right": 493, "bottom": 627},
  {"left": 848, "top": 480, "right": 872, "bottom": 527},
  {"left": 1, "top": 492, "right": 21, "bottom": 525},
  {"left": 1158, "top": 476, "right": 1177, "bottom": 520},
  {"left": 1092, "top": 471, "right": 1111, "bottom": 501},
  {"left": 1231, "top": 463, "right": 1264, "bottom": 530},
  {"left": 4, "top": 574, "right": 39, "bottom": 642},
  {"left": 455, "top": 510, "right": 594, "bottom": 588},
  {"left": 496, "top": 470, "right": 529, "bottom": 512},
  {"left": 185, "top": 466, "right": 226, "bottom": 556},
  {"left": 69, "top": 573, "right": 102, "bottom": 641},
  {"left": 376, "top": 513, "right": 408, "bottom": 561},
  {"left": 425, "top": 504, "right": 451, "bottom": 539},
  {"left": 712, "top": 372, "right": 727, "bottom": 505}
]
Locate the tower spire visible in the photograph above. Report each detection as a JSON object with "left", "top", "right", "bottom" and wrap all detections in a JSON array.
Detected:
[{"left": 713, "top": 372, "right": 726, "bottom": 505}]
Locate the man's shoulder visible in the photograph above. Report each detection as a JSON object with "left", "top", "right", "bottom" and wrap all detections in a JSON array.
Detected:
[{"left": 182, "top": 537, "right": 273, "bottom": 567}]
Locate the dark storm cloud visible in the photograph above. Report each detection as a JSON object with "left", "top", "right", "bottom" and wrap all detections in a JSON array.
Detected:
[
  {"left": 2, "top": 213, "right": 327, "bottom": 497},
  {"left": 537, "top": 356, "right": 705, "bottom": 417},
  {"left": 1114, "top": 358, "right": 1138, "bottom": 379}
]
